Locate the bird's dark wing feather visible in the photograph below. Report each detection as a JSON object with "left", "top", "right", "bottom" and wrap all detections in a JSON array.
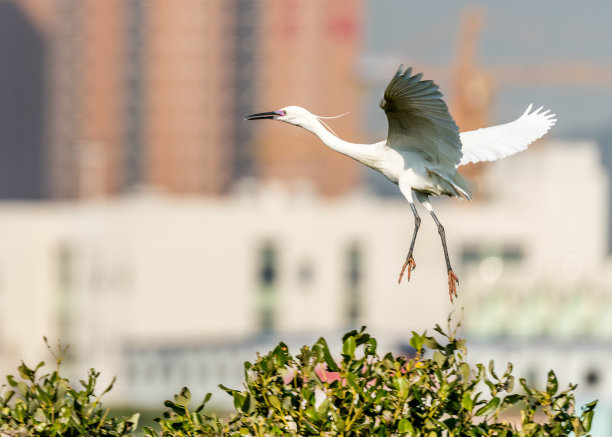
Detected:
[{"left": 380, "top": 66, "right": 462, "bottom": 169}]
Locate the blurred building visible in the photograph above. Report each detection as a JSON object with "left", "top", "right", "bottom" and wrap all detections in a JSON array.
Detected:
[
  {"left": 0, "top": 139, "right": 610, "bottom": 416},
  {"left": 26, "top": 0, "right": 258, "bottom": 198},
  {"left": 252, "top": 0, "right": 364, "bottom": 196},
  {"left": 0, "top": 0, "right": 46, "bottom": 198},
  {"left": 0, "top": 0, "right": 364, "bottom": 200}
]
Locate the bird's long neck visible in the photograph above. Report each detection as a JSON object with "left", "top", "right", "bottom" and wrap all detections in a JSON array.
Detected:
[{"left": 303, "top": 118, "right": 374, "bottom": 163}]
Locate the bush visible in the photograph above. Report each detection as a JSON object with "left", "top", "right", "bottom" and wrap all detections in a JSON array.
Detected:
[
  {"left": 0, "top": 339, "right": 138, "bottom": 436},
  {"left": 148, "top": 320, "right": 597, "bottom": 436},
  {"left": 0, "top": 324, "right": 598, "bottom": 436}
]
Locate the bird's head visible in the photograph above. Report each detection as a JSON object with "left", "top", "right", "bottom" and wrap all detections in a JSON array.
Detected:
[
  {"left": 245, "top": 106, "right": 316, "bottom": 128},
  {"left": 245, "top": 106, "right": 348, "bottom": 136}
]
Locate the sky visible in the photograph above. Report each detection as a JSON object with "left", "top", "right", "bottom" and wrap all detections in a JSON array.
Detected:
[{"left": 362, "top": 0, "right": 612, "bottom": 138}]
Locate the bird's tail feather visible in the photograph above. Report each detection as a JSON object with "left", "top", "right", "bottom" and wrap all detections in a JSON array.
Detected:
[
  {"left": 429, "top": 168, "right": 472, "bottom": 200},
  {"left": 452, "top": 171, "right": 472, "bottom": 200}
]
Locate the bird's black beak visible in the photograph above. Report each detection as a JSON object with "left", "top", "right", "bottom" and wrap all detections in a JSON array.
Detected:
[{"left": 245, "top": 111, "right": 279, "bottom": 121}]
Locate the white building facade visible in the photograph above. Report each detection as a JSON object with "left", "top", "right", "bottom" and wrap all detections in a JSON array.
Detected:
[{"left": 0, "top": 140, "right": 610, "bottom": 430}]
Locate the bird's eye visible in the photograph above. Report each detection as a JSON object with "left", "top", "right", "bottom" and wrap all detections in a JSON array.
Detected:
[{"left": 276, "top": 110, "right": 286, "bottom": 117}]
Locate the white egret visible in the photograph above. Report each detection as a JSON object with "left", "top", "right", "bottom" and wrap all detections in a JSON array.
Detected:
[{"left": 246, "top": 66, "right": 556, "bottom": 302}]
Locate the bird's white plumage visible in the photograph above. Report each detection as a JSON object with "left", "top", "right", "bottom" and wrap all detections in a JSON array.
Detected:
[
  {"left": 380, "top": 66, "right": 470, "bottom": 199},
  {"left": 381, "top": 67, "right": 462, "bottom": 168},
  {"left": 245, "top": 66, "right": 557, "bottom": 301},
  {"left": 458, "top": 104, "right": 557, "bottom": 166}
]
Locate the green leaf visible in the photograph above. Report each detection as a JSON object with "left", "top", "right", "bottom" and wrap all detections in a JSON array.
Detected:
[
  {"left": 316, "top": 338, "right": 339, "bottom": 372},
  {"left": 423, "top": 337, "right": 442, "bottom": 350},
  {"left": 18, "top": 362, "right": 36, "bottom": 381},
  {"left": 398, "top": 418, "right": 414, "bottom": 433},
  {"left": 342, "top": 329, "right": 358, "bottom": 343},
  {"left": 13, "top": 402, "right": 25, "bottom": 422},
  {"left": 2, "top": 390, "right": 15, "bottom": 404},
  {"left": 175, "top": 387, "right": 191, "bottom": 408},
  {"left": 461, "top": 392, "right": 474, "bottom": 411},
  {"left": 127, "top": 413, "right": 140, "bottom": 429},
  {"left": 455, "top": 338, "right": 467, "bottom": 354},
  {"left": 16, "top": 382, "right": 28, "bottom": 397},
  {"left": 241, "top": 392, "right": 255, "bottom": 415},
  {"left": 546, "top": 370, "right": 558, "bottom": 396},
  {"left": 365, "top": 337, "right": 378, "bottom": 354},
  {"left": 519, "top": 378, "right": 535, "bottom": 397},
  {"left": 230, "top": 392, "right": 245, "bottom": 412},
  {"left": 433, "top": 323, "right": 447, "bottom": 338},
  {"left": 142, "top": 426, "right": 157, "bottom": 436},
  {"left": 488, "top": 360, "right": 498, "bottom": 380},
  {"left": 273, "top": 342, "right": 289, "bottom": 366},
  {"left": 475, "top": 396, "right": 500, "bottom": 416},
  {"left": 304, "top": 407, "right": 319, "bottom": 422},
  {"left": 582, "top": 409, "right": 594, "bottom": 432},
  {"left": 503, "top": 375, "right": 515, "bottom": 392},
  {"left": 195, "top": 392, "right": 213, "bottom": 413},
  {"left": 282, "top": 395, "right": 293, "bottom": 410},
  {"left": 409, "top": 332, "right": 424, "bottom": 353},
  {"left": 6, "top": 375, "right": 17, "bottom": 387},
  {"left": 35, "top": 386, "right": 52, "bottom": 405},
  {"left": 393, "top": 376, "right": 409, "bottom": 398},
  {"left": 219, "top": 384, "right": 239, "bottom": 396},
  {"left": 268, "top": 394, "right": 281, "bottom": 410},
  {"left": 503, "top": 362, "right": 514, "bottom": 377},
  {"left": 343, "top": 336, "right": 356, "bottom": 358},
  {"left": 501, "top": 394, "right": 521, "bottom": 408},
  {"left": 459, "top": 362, "right": 471, "bottom": 381},
  {"left": 164, "top": 400, "right": 186, "bottom": 416},
  {"left": 433, "top": 351, "right": 445, "bottom": 366},
  {"left": 484, "top": 379, "right": 497, "bottom": 396},
  {"left": 411, "top": 385, "right": 422, "bottom": 403},
  {"left": 317, "top": 398, "right": 330, "bottom": 418}
]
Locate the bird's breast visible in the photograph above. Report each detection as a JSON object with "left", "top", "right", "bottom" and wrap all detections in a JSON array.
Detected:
[{"left": 368, "top": 148, "right": 407, "bottom": 184}]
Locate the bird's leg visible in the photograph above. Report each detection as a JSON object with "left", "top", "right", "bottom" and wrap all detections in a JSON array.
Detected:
[
  {"left": 398, "top": 207, "right": 420, "bottom": 282},
  {"left": 429, "top": 210, "right": 459, "bottom": 302},
  {"left": 398, "top": 203, "right": 420, "bottom": 283}
]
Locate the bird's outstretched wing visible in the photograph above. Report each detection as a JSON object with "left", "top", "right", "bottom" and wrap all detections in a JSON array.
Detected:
[
  {"left": 458, "top": 105, "right": 557, "bottom": 166},
  {"left": 380, "top": 66, "right": 462, "bottom": 169}
]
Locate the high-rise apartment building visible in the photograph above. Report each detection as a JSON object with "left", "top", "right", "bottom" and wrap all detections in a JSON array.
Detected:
[
  {"left": 0, "top": 0, "right": 46, "bottom": 198},
  {"left": 0, "top": 0, "right": 363, "bottom": 199},
  {"left": 254, "top": 0, "right": 363, "bottom": 196},
  {"left": 46, "top": 0, "right": 250, "bottom": 198}
]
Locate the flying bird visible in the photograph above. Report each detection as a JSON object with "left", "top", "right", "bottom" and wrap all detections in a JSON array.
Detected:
[{"left": 246, "top": 66, "right": 556, "bottom": 302}]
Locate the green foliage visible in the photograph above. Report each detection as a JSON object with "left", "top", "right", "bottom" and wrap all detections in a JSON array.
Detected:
[
  {"left": 149, "top": 319, "right": 597, "bottom": 436},
  {"left": 0, "top": 338, "right": 138, "bottom": 436},
  {"left": 0, "top": 324, "right": 598, "bottom": 436},
  {"left": 141, "top": 388, "right": 224, "bottom": 436}
]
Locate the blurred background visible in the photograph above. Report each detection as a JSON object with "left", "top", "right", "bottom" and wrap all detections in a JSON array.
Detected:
[{"left": 1, "top": 0, "right": 612, "bottom": 432}]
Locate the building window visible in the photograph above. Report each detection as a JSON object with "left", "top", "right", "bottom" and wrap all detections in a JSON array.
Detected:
[
  {"left": 461, "top": 244, "right": 525, "bottom": 266},
  {"left": 257, "top": 242, "right": 278, "bottom": 334},
  {"left": 585, "top": 368, "right": 600, "bottom": 387},
  {"left": 345, "top": 242, "right": 362, "bottom": 327},
  {"left": 461, "top": 244, "right": 525, "bottom": 283},
  {"left": 297, "top": 258, "right": 314, "bottom": 290}
]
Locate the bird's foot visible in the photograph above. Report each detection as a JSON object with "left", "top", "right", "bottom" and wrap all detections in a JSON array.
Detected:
[
  {"left": 447, "top": 269, "right": 459, "bottom": 302},
  {"left": 398, "top": 257, "right": 416, "bottom": 283}
]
